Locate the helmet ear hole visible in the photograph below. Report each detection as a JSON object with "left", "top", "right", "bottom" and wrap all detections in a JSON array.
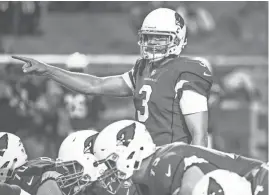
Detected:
[
  {"left": 134, "top": 161, "right": 139, "bottom": 169},
  {"left": 1, "top": 161, "right": 10, "bottom": 168},
  {"left": 174, "top": 37, "right": 180, "bottom": 46}
]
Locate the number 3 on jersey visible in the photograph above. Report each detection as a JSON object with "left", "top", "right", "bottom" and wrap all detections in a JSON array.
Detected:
[{"left": 137, "top": 85, "right": 152, "bottom": 122}]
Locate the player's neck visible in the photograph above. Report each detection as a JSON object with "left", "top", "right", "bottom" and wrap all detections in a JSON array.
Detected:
[
  {"left": 150, "top": 55, "right": 175, "bottom": 70},
  {"left": 132, "top": 155, "right": 154, "bottom": 185}
]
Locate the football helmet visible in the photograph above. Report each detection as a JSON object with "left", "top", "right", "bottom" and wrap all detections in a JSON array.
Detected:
[
  {"left": 56, "top": 130, "right": 107, "bottom": 195},
  {"left": 192, "top": 169, "right": 252, "bottom": 195},
  {"left": 138, "top": 8, "right": 187, "bottom": 61},
  {"left": 0, "top": 132, "right": 28, "bottom": 182},
  {"left": 93, "top": 120, "right": 156, "bottom": 194}
]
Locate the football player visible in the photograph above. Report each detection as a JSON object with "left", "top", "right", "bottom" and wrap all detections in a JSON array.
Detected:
[
  {"left": 92, "top": 120, "right": 264, "bottom": 195},
  {"left": 192, "top": 163, "right": 269, "bottom": 195},
  {"left": 55, "top": 129, "right": 107, "bottom": 195},
  {"left": 12, "top": 7, "right": 212, "bottom": 147},
  {"left": 55, "top": 129, "right": 134, "bottom": 195},
  {"left": 0, "top": 132, "right": 61, "bottom": 195},
  {"left": 192, "top": 169, "right": 253, "bottom": 195}
]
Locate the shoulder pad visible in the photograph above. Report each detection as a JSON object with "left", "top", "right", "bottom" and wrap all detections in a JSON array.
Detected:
[
  {"left": 133, "top": 58, "right": 148, "bottom": 77},
  {"left": 172, "top": 57, "right": 211, "bottom": 73}
]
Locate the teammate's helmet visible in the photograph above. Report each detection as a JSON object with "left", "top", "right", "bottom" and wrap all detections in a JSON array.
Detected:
[
  {"left": 138, "top": 8, "right": 187, "bottom": 61},
  {"left": 94, "top": 120, "right": 156, "bottom": 194},
  {"left": 0, "top": 132, "right": 28, "bottom": 182},
  {"left": 56, "top": 130, "right": 107, "bottom": 195},
  {"left": 192, "top": 169, "right": 252, "bottom": 195}
]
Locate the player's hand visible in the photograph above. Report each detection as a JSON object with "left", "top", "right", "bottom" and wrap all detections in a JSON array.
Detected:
[{"left": 11, "top": 55, "right": 49, "bottom": 75}]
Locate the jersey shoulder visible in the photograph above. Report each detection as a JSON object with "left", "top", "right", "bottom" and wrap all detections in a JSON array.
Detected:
[
  {"left": 147, "top": 143, "right": 190, "bottom": 194},
  {"left": 170, "top": 57, "right": 213, "bottom": 96},
  {"left": 149, "top": 143, "right": 186, "bottom": 179},
  {"left": 170, "top": 57, "right": 212, "bottom": 80},
  {"left": 132, "top": 57, "right": 146, "bottom": 78},
  {"left": 7, "top": 157, "right": 56, "bottom": 194}
]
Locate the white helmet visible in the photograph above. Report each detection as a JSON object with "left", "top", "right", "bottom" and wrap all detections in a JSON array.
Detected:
[
  {"left": 138, "top": 8, "right": 187, "bottom": 61},
  {"left": 0, "top": 132, "right": 28, "bottom": 182},
  {"left": 94, "top": 120, "right": 156, "bottom": 194},
  {"left": 192, "top": 169, "right": 252, "bottom": 195},
  {"left": 56, "top": 130, "right": 107, "bottom": 195}
]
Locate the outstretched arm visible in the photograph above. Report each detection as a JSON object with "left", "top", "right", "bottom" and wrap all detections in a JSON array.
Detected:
[
  {"left": 45, "top": 65, "right": 132, "bottom": 96},
  {"left": 12, "top": 56, "right": 133, "bottom": 97}
]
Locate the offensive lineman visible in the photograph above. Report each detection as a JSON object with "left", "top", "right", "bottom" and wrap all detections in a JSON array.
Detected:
[
  {"left": 93, "top": 120, "right": 264, "bottom": 195},
  {"left": 0, "top": 132, "right": 62, "bottom": 195}
]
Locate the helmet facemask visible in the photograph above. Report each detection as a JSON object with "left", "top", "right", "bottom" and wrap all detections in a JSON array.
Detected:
[
  {"left": 139, "top": 8, "right": 187, "bottom": 62},
  {"left": 138, "top": 30, "right": 179, "bottom": 61},
  {"left": 96, "top": 153, "right": 133, "bottom": 194},
  {"left": 56, "top": 160, "right": 91, "bottom": 195}
]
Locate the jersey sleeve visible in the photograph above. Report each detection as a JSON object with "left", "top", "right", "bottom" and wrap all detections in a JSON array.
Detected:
[
  {"left": 7, "top": 157, "right": 57, "bottom": 195},
  {"left": 122, "top": 58, "right": 142, "bottom": 91},
  {"left": 17, "top": 157, "right": 56, "bottom": 177},
  {"left": 179, "top": 90, "right": 208, "bottom": 115},
  {"left": 175, "top": 58, "right": 213, "bottom": 114},
  {"left": 122, "top": 67, "right": 136, "bottom": 91},
  {"left": 175, "top": 72, "right": 212, "bottom": 97}
]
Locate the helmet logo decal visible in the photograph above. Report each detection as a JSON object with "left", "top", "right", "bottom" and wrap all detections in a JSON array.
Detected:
[
  {"left": 207, "top": 177, "right": 224, "bottom": 195},
  {"left": 116, "top": 123, "right": 136, "bottom": 147},
  {"left": 0, "top": 134, "right": 8, "bottom": 157},
  {"left": 84, "top": 133, "right": 98, "bottom": 154},
  {"left": 175, "top": 12, "right": 184, "bottom": 29}
]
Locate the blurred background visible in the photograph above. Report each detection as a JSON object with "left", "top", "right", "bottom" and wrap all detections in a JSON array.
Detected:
[{"left": 0, "top": 1, "right": 267, "bottom": 161}]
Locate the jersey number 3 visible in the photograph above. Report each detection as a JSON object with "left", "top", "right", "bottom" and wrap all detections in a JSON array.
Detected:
[{"left": 137, "top": 85, "right": 152, "bottom": 122}]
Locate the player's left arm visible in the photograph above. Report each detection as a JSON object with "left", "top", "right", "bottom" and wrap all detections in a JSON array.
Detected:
[
  {"left": 184, "top": 109, "right": 208, "bottom": 147},
  {"left": 177, "top": 87, "right": 210, "bottom": 147},
  {"left": 176, "top": 60, "right": 213, "bottom": 147}
]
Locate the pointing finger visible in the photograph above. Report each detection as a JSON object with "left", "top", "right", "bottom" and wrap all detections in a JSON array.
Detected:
[{"left": 12, "top": 56, "right": 34, "bottom": 63}]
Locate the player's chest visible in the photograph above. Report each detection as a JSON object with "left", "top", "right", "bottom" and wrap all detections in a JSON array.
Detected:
[{"left": 133, "top": 69, "right": 177, "bottom": 106}]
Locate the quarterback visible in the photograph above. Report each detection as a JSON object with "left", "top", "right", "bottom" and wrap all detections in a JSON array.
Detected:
[
  {"left": 93, "top": 120, "right": 264, "bottom": 195},
  {"left": 0, "top": 132, "right": 62, "bottom": 195},
  {"left": 12, "top": 8, "right": 212, "bottom": 147}
]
